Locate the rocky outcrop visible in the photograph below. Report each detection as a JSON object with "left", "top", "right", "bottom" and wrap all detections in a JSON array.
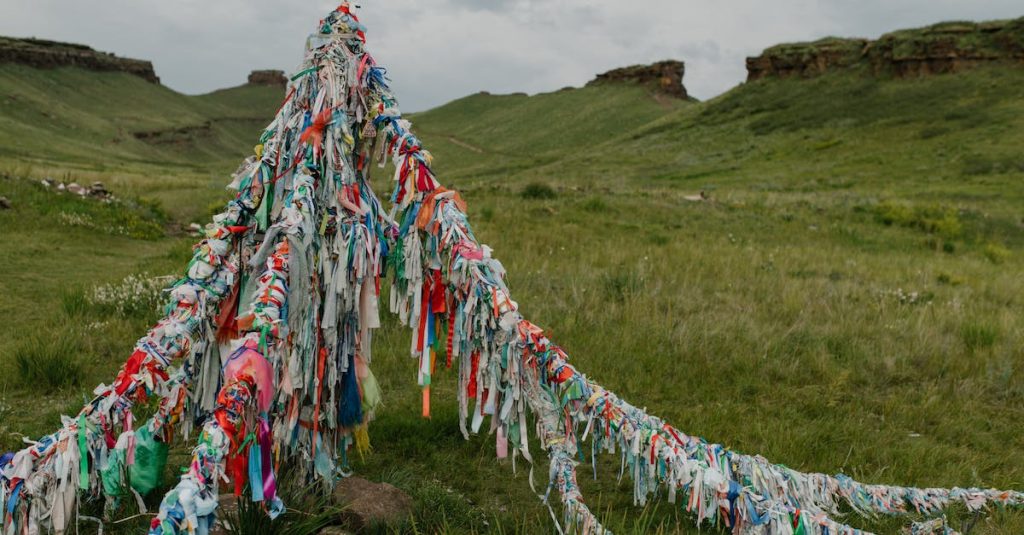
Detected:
[
  {"left": 247, "top": 69, "right": 287, "bottom": 87},
  {"left": 0, "top": 36, "right": 159, "bottom": 83},
  {"left": 746, "top": 38, "right": 867, "bottom": 80},
  {"left": 747, "top": 17, "right": 1024, "bottom": 81},
  {"left": 588, "top": 60, "right": 687, "bottom": 99}
]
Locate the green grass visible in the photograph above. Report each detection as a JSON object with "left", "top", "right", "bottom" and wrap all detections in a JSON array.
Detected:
[
  {"left": 1, "top": 57, "right": 1024, "bottom": 533},
  {"left": 14, "top": 335, "right": 83, "bottom": 388}
]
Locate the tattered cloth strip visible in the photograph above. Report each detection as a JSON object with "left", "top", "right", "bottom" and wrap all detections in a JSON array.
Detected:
[{"left": 3, "top": 3, "right": 1023, "bottom": 535}]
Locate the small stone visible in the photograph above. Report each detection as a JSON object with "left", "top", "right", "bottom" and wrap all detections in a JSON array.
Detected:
[
  {"left": 0, "top": 196, "right": 11, "bottom": 209},
  {"left": 332, "top": 476, "right": 413, "bottom": 530}
]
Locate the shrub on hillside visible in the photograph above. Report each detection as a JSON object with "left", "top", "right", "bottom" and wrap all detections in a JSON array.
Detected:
[
  {"left": 520, "top": 182, "right": 556, "bottom": 200},
  {"left": 874, "top": 202, "right": 962, "bottom": 240},
  {"left": 983, "top": 242, "right": 1011, "bottom": 264}
]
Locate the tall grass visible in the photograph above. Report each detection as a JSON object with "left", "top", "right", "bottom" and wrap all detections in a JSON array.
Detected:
[
  {"left": 14, "top": 335, "right": 83, "bottom": 389},
  {"left": 222, "top": 472, "right": 343, "bottom": 535}
]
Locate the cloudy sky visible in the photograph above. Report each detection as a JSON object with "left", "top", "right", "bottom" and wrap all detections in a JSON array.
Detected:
[{"left": 1, "top": 1, "right": 1021, "bottom": 111}]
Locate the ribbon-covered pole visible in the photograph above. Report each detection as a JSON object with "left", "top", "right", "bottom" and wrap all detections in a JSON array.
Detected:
[{"left": 149, "top": 174, "right": 317, "bottom": 534}]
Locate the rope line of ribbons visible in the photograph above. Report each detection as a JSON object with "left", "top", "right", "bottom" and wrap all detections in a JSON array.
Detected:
[{"left": 2, "top": 4, "right": 1022, "bottom": 535}]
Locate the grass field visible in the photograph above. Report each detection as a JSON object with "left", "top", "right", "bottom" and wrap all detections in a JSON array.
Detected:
[{"left": 1, "top": 59, "right": 1023, "bottom": 534}]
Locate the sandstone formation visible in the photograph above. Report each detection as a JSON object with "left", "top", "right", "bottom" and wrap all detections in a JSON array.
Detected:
[
  {"left": 746, "top": 38, "right": 867, "bottom": 80},
  {"left": 247, "top": 69, "right": 288, "bottom": 87},
  {"left": 747, "top": 17, "right": 1024, "bottom": 81},
  {"left": 0, "top": 36, "right": 159, "bottom": 83},
  {"left": 588, "top": 60, "right": 687, "bottom": 99}
]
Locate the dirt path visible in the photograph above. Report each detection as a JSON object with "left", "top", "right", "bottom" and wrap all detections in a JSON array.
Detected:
[{"left": 445, "top": 135, "right": 484, "bottom": 153}]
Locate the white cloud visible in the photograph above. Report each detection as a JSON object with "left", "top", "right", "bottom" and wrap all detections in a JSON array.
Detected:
[{"left": 0, "top": 0, "right": 1020, "bottom": 111}]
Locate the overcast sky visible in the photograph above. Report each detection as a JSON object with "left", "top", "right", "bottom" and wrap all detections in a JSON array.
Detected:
[{"left": 1, "top": 1, "right": 1021, "bottom": 111}]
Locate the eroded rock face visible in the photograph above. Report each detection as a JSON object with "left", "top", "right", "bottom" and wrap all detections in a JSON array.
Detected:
[
  {"left": 746, "top": 38, "right": 868, "bottom": 80},
  {"left": 747, "top": 17, "right": 1024, "bottom": 81},
  {"left": 588, "top": 60, "right": 687, "bottom": 98},
  {"left": 247, "top": 69, "right": 288, "bottom": 87},
  {"left": 0, "top": 36, "right": 159, "bottom": 83}
]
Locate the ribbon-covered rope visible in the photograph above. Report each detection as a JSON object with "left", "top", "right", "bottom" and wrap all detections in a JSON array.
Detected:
[
  {"left": 3, "top": 4, "right": 1021, "bottom": 535},
  {"left": 356, "top": 9, "right": 1024, "bottom": 534},
  {"left": 1, "top": 201, "right": 247, "bottom": 533}
]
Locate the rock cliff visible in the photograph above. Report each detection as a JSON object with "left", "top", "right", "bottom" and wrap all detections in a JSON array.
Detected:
[
  {"left": 747, "top": 17, "right": 1024, "bottom": 81},
  {"left": 588, "top": 60, "right": 687, "bottom": 99},
  {"left": 0, "top": 36, "right": 159, "bottom": 83}
]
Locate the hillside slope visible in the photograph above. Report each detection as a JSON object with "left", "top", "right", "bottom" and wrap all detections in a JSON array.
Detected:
[
  {"left": 427, "top": 65, "right": 1024, "bottom": 245},
  {"left": 0, "top": 65, "right": 284, "bottom": 171},
  {"left": 407, "top": 84, "right": 689, "bottom": 182}
]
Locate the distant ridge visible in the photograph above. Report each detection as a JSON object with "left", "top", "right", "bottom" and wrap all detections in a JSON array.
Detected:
[
  {"left": 747, "top": 16, "right": 1024, "bottom": 81},
  {"left": 0, "top": 36, "right": 159, "bottom": 83}
]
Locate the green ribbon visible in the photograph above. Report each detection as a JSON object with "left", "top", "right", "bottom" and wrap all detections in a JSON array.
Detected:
[
  {"left": 77, "top": 414, "right": 88, "bottom": 490},
  {"left": 260, "top": 325, "right": 270, "bottom": 354},
  {"left": 255, "top": 164, "right": 273, "bottom": 231},
  {"left": 792, "top": 512, "right": 807, "bottom": 535},
  {"left": 291, "top": 66, "right": 320, "bottom": 81}
]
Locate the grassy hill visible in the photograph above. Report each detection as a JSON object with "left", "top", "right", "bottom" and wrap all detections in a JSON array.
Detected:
[
  {"left": 410, "top": 85, "right": 687, "bottom": 180},
  {"left": 2, "top": 56, "right": 1024, "bottom": 534},
  {"left": 0, "top": 64, "right": 283, "bottom": 170}
]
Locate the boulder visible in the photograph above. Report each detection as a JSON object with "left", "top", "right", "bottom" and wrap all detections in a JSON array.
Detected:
[{"left": 332, "top": 476, "right": 413, "bottom": 530}]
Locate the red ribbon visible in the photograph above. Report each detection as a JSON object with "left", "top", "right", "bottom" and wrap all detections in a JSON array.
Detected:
[{"left": 300, "top": 108, "right": 334, "bottom": 152}]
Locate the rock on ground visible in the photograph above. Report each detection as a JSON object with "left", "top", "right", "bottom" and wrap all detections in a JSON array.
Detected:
[
  {"left": 332, "top": 476, "right": 413, "bottom": 530},
  {"left": 210, "top": 478, "right": 411, "bottom": 533}
]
